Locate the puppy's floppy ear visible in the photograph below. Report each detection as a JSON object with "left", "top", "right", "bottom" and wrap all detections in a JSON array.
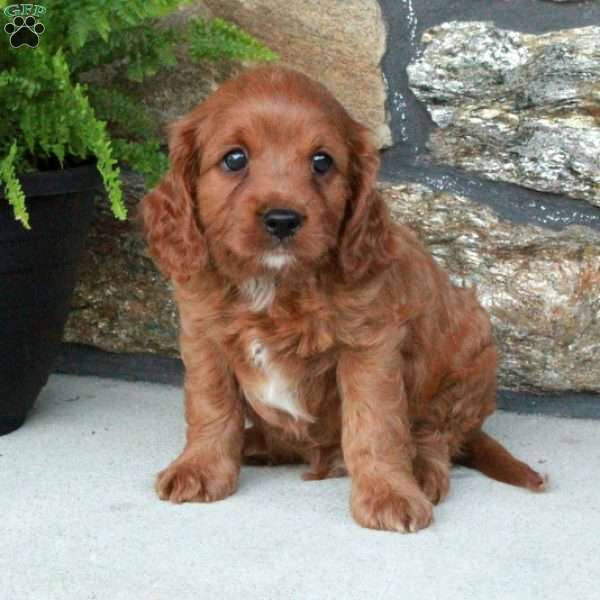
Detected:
[
  {"left": 338, "top": 122, "right": 395, "bottom": 281},
  {"left": 141, "top": 112, "right": 207, "bottom": 284}
]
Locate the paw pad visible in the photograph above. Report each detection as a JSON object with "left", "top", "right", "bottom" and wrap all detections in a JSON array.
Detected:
[{"left": 4, "top": 15, "right": 45, "bottom": 48}]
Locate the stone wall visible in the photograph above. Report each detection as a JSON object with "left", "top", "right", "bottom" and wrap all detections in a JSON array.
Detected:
[{"left": 64, "top": 0, "right": 600, "bottom": 397}]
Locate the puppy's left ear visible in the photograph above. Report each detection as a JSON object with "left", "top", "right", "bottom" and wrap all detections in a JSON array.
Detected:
[
  {"left": 338, "top": 123, "right": 395, "bottom": 281},
  {"left": 141, "top": 112, "right": 207, "bottom": 285}
]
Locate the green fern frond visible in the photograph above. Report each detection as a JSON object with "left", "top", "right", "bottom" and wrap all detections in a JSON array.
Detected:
[
  {"left": 68, "top": 81, "right": 127, "bottom": 220},
  {"left": 112, "top": 139, "right": 169, "bottom": 188},
  {"left": 69, "top": 25, "right": 179, "bottom": 81},
  {"left": 0, "top": 143, "right": 29, "bottom": 229},
  {"left": 189, "top": 18, "right": 278, "bottom": 62},
  {"left": 88, "top": 88, "right": 156, "bottom": 139},
  {"left": 56, "top": 0, "right": 188, "bottom": 50}
]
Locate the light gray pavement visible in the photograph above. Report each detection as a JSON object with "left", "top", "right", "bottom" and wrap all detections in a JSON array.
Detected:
[{"left": 1, "top": 374, "right": 599, "bottom": 600}]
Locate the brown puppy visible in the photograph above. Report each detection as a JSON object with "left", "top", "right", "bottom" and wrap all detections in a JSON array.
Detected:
[{"left": 142, "top": 66, "right": 546, "bottom": 532}]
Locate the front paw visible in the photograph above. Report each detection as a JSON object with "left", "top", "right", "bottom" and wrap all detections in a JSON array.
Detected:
[
  {"left": 156, "top": 457, "right": 239, "bottom": 504},
  {"left": 351, "top": 475, "right": 433, "bottom": 533}
]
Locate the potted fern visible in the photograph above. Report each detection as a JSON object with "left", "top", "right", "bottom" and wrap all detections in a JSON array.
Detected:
[{"left": 0, "top": 1, "right": 276, "bottom": 434}]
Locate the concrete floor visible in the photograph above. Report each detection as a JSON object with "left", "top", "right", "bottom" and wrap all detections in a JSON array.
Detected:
[{"left": 1, "top": 374, "right": 599, "bottom": 600}]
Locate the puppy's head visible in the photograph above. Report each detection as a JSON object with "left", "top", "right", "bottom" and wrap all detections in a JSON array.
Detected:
[{"left": 142, "top": 66, "right": 384, "bottom": 284}]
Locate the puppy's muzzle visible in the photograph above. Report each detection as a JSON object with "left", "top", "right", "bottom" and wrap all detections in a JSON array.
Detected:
[{"left": 262, "top": 209, "right": 304, "bottom": 240}]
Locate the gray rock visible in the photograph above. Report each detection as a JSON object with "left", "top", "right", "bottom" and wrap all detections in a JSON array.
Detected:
[
  {"left": 384, "top": 182, "right": 600, "bottom": 393},
  {"left": 407, "top": 22, "right": 600, "bottom": 206},
  {"left": 65, "top": 178, "right": 600, "bottom": 394},
  {"left": 64, "top": 172, "right": 180, "bottom": 358}
]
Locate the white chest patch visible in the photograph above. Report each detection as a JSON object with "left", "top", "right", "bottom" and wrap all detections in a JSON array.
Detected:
[
  {"left": 247, "top": 340, "right": 313, "bottom": 422},
  {"left": 240, "top": 277, "right": 275, "bottom": 312}
]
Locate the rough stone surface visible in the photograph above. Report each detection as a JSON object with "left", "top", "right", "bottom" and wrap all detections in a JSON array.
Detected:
[
  {"left": 407, "top": 22, "right": 600, "bottom": 205},
  {"left": 122, "top": 57, "right": 240, "bottom": 138},
  {"left": 202, "top": 0, "right": 391, "bottom": 147},
  {"left": 384, "top": 183, "right": 600, "bottom": 393},
  {"left": 64, "top": 173, "right": 179, "bottom": 358},
  {"left": 64, "top": 180, "right": 600, "bottom": 394}
]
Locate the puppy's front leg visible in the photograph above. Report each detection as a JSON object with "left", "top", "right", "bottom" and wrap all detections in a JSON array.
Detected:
[
  {"left": 338, "top": 343, "right": 433, "bottom": 532},
  {"left": 156, "top": 336, "right": 244, "bottom": 504}
]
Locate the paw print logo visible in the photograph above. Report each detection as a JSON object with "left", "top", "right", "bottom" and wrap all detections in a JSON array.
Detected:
[{"left": 4, "top": 15, "right": 45, "bottom": 48}]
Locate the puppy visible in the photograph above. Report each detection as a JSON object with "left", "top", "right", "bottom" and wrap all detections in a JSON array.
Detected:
[{"left": 142, "top": 66, "right": 546, "bottom": 532}]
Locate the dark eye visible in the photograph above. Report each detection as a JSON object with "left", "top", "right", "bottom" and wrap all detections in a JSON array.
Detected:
[
  {"left": 312, "top": 153, "right": 333, "bottom": 175},
  {"left": 222, "top": 148, "right": 247, "bottom": 172}
]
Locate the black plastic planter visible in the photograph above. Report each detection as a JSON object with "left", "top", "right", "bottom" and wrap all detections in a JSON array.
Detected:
[{"left": 0, "top": 163, "right": 101, "bottom": 435}]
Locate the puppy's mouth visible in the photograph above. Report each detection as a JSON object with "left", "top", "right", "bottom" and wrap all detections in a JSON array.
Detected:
[{"left": 260, "top": 248, "right": 296, "bottom": 271}]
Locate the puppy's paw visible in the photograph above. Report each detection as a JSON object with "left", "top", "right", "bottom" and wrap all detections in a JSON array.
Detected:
[
  {"left": 351, "top": 475, "right": 433, "bottom": 533},
  {"left": 156, "top": 458, "right": 238, "bottom": 504},
  {"left": 413, "top": 456, "right": 450, "bottom": 505}
]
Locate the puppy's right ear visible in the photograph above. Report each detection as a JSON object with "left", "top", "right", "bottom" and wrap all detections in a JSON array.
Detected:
[{"left": 141, "top": 112, "right": 207, "bottom": 284}]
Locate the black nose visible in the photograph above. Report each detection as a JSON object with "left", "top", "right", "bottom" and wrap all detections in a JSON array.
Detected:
[{"left": 262, "top": 209, "right": 303, "bottom": 240}]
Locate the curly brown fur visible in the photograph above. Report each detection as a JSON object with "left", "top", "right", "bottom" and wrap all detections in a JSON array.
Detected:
[{"left": 142, "top": 66, "right": 546, "bottom": 532}]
